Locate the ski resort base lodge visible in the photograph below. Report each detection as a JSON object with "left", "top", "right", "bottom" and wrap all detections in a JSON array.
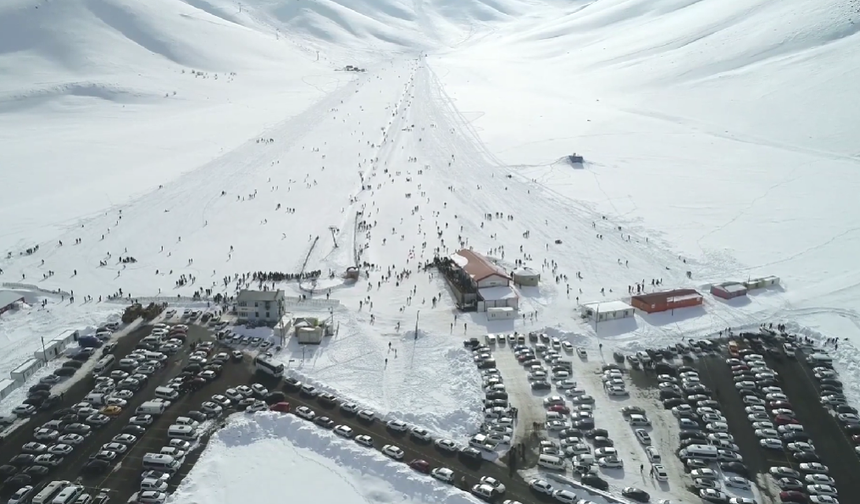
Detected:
[{"left": 450, "top": 249, "right": 519, "bottom": 313}]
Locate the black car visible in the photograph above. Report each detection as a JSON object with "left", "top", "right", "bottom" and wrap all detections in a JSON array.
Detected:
[
  {"left": 720, "top": 462, "right": 749, "bottom": 477},
  {"left": 9, "top": 454, "right": 35, "bottom": 467},
  {"left": 62, "top": 360, "right": 83, "bottom": 369},
  {"left": 39, "top": 395, "right": 62, "bottom": 411},
  {"left": 186, "top": 410, "right": 208, "bottom": 423},
  {"left": 622, "top": 487, "right": 650, "bottom": 503},
  {"left": 28, "top": 384, "right": 51, "bottom": 395},
  {"left": 82, "top": 459, "right": 110, "bottom": 475},
  {"left": 122, "top": 425, "right": 146, "bottom": 436},
  {"left": 679, "top": 431, "right": 707, "bottom": 441},
  {"left": 585, "top": 429, "right": 608, "bottom": 439},
  {"left": 0, "top": 465, "right": 17, "bottom": 479},
  {"left": 3, "top": 474, "right": 31, "bottom": 490},
  {"left": 314, "top": 416, "right": 335, "bottom": 429},
  {"left": 24, "top": 465, "right": 49, "bottom": 478},
  {"left": 54, "top": 367, "right": 75, "bottom": 377},
  {"left": 265, "top": 392, "right": 286, "bottom": 405},
  {"left": 283, "top": 377, "right": 301, "bottom": 391},
  {"left": 530, "top": 381, "right": 551, "bottom": 391},
  {"left": 580, "top": 475, "right": 609, "bottom": 491},
  {"left": 458, "top": 447, "right": 482, "bottom": 461}
]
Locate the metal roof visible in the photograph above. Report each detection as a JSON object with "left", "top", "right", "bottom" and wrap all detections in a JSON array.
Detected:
[
  {"left": 0, "top": 291, "right": 24, "bottom": 308},
  {"left": 236, "top": 289, "right": 283, "bottom": 302}
]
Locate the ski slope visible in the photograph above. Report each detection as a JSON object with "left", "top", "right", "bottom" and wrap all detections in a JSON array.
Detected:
[{"left": 1, "top": 0, "right": 860, "bottom": 500}]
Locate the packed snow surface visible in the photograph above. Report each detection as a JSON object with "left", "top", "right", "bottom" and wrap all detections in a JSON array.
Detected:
[
  {"left": 1, "top": 0, "right": 860, "bottom": 499},
  {"left": 169, "top": 412, "right": 483, "bottom": 504}
]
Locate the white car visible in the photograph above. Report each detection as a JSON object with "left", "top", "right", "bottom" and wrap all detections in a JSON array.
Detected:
[
  {"left": 694, "top": 478, "right": 717, "bottom": 490},
  {"left": 598, "top": 456, "right": 623, "bottom": 468},
  {"left": 410, "top": 427, "right": 432, "bottom": 441},
  {"left": 556, "top": 379, "right": 577, "bottom": 389},
  {"left": 805, "top": 474, "right": 836, "bottom": 486},
  {"left": 435, "top": 439, "right": 459, "bottom": 452},
  {"left": 691, "top": 468, "right": 718, "bottom": 479},
  {"left": 33, "top": 454, "right": 63, "bottom": 466},
  {"left": 528, "top": 478, "right": 554, "bottom": 495},
  {"left": 333, "top": 425, "right": 354, "bottom": 438},
  {"left": 357, "top": 410, "right": 376, "bottom": 422},
  {"left": 808, "top": 496, "right": 839, "bottom": 504},
  {"left": 431, "top": 467, "right": 454, "bottom": 484},
  {"left": 33, "top": 429, "right": 60, "bottom": 441},
  {"left": 295, "top": 406, "right": 315, "bottom": 420},
  {"left": 168, "top": 439, "right": 191, "bottom": 451},
  {"left": 47, "top": 444, "right": 73, "bottom": 456},
  {"left": 355, "top": 434, "right": 373, "bottom": 447},
  {"left": 652, "top": 464, "right": 668, "bottom": 482},
  {"left": 755, "top": 428, "right": 779, "bottom": 438},
  {"left": 101, "top": 442, "right": 128, "bottom": 454},
  {"left": 386, "top": 419, "right": 408, "bottom": 432},
  {"left": 725, "top": 476, "right": 751, "bottom": 490},
  {"left": 223, "top": 388, "right": 244, "bottom": 402},
  {"left": 576, "top": 348, "right": 587, "bottom": 358},
  {"left": 340, "top": 402, "right": 359, "bottom": 414},
  {"left": 58, "top": 434, "right": 84, "bottom": 445},
  {"left": 381, "top": 444, "right": 404, "bottom": 460},
  {"left": 645, "top": 446, "right": 661, "bottom": 463},
  {"left": 131, "top": 491, "right": 168, "bottom": 504},
  {"left": 130, "top": 415, "right": 154, "bottom": 426},
  {"left": 760, "top": 438, "right": 783, "bottom": 450},
  {"left": 807, "top": 485, "right": 838, "bottom": 496},
  {"left": 479, "top": 476, "right": 506, "bottom": 494}
]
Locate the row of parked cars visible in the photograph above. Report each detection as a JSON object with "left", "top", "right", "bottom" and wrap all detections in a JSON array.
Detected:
[
  {"left": 662, "top": 364, "right": 754, "bottom": 504},
  {"left": 4, "top": 324, "right": 122, "bottom": 421},
  {"left": 725, "top": 344, "right": 840, "bottom": 504}
]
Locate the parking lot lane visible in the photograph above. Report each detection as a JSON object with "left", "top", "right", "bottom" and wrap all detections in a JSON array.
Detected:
[
  {"left": 695, "top": 356, "right": 774, "bottom": 476},
  {"left": 766, "top": 352, "right": 860, "bottom": 499},
  {"left": 493, "top": 346, "right": 544, "bottom": 446}
]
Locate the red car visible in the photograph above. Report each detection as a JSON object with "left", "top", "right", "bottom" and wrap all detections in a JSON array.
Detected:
[
  {"left": 408, "top": 459, "right": 430, "bottom": 474},
  {"left": 548, "top": 405, "right": 570, "bottom": 414},
  {"left": 774, "top": 415, "right": 799, "bottom": 425},
  {"left": 779, "top": 490, "right": 807, "bottom": 503},
  {"left": 270, "top": 402, "right": 290, "bottom": 413}
]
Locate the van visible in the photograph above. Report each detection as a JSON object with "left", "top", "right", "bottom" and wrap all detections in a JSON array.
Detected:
[
  {"left": 85, "top": 393, "right": 105, "bottom": 406},
  {"left": 144, "top": 350, "right": 167, "bottom": 361},
  {"left": 681, "top": 444, "right": 719, "bottom": 459},
  {"left": 51, "top": 485, "right": 83, "bottom": 504},
  {"left": 32, "top": 481, "right": 70, "bottom": 504},
  {"left": 142, "top": 453, "right": 181, "bottom": 473},
  {"left": 167, "top": 425, "right": 198, "bottom": 441},
  {"left": 807, "top": 353, "right": 833, "bottom": 366},
  {"left": 135, "top": 401, "right": 168, "bottom": 416},
  {"left": 93, "top": 355, "right": 115, "bottom": 374},
  {"left": 538, "top": 454, "right": 566, "bottom": 470},
  {"left": 154, "top": 387, "right": 179, "bottom": 400}
]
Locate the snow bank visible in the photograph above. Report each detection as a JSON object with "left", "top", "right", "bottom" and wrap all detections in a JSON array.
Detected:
[{"left": 169, "top": 412, "right": 483, "bottom": 504}]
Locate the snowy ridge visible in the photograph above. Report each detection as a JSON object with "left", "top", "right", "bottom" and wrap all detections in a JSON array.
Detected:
[{"left": 169, "top": 412, "right": 484, "bottom": 504}]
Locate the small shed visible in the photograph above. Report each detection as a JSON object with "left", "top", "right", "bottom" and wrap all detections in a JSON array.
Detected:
[
  {"left": 743, "top": 276, "right": 780, "bottom": 290},
  {"left": 294, "top": 317, "right": 324, "bottom": 344},
  {"left": 580, "top": 301, "right": 635, "bottom": 322},
  {"left": 630, "top": 289, "right": 703, "bottom": 314},
  {"left": 0, "top": 379, "right": 17, "bottom": 401},
  {"left": 11, "top": 358, "right": 44, "bottom": 383},
  {"left": 512, "top": 268, "right": 540, "bottom": 287},
  {"left": 487, "top": 307, "right": 517, "bottom": 320},
  {"left": 711, "top": 282, "right": 748, "bottom": 300},
  {"left": 33, "top": 338, "right": 66, "bottom": 362}
]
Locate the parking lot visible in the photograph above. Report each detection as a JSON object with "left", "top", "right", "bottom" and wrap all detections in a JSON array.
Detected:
[{"left": 0, "top": 322, "right": 257, "bottom": 503}]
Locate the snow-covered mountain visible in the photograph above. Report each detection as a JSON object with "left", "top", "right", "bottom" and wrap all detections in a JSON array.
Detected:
[{"left": 1, "top": 0, "right": 860, "bottom": 500}]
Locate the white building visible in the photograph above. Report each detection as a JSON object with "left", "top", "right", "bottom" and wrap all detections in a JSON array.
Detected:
[
  {"left": 580, "top": 301, "right": 635, "bottom": 323},
  {"left": 512, "top": 268, "right": 540, "bottom": 287},
  {"left": 478, "top": 285, "right": 519, "bottom": 312},
  {"left": 236, "top": 290, "right": 286, "bottom": 325}
]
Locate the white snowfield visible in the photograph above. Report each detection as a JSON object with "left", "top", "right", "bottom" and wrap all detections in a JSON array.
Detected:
[{"left": 1, "top": 0, "right": 859, "bottom": 500}]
